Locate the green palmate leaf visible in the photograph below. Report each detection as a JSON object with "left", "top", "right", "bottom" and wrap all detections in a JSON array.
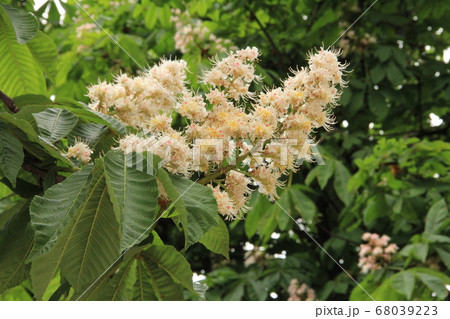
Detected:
[
  {"left": 60, "top": 160, "right": 120, "bottom": 293},
  {"left": 391, "top": 271, "right": 415, "bottom": 300},
  {"left": 158, "top": 170, "right": 219, "bottom": 249},
  {"left": 0, "top": 199, "right": 28, "bottom": 229},
  {"left": 246, "top": 279, "right": 267, "bottom": 301},
  {"left": 0, "top": 112, "right": 73, "bottom": 167},
  {"left": 435, "top": 247, "right": 450, "bottom": 270},
  {"left": 333, "top": 160, "right": 353, "bottom": 206},
  {"left": 369, "top": 63, "right": 386, "bottom": 84},
  {"left": 413, "top": 269, "right": 448, "bottom": 299},
  {"left": 104, "top": 150, "right": 160, "bottom": 251},
  {"left": 375, "top": 46, "right": 391, "bottom": 62},
  {"left": 26, "top": 31, "right": 58, "bottom": 83},
  {"left": 412, "top": 243, "right": 429, "bottom": 263},
  {"left": 289, "top": 186, "right": 317, "bottom": 224},
  {"left": 424, "top": 199, "right": 448, "bottom": 235},
  {"left": 0, "top": 6, "right": 45, "bottom": 97},
  {"left": 68, "top": 123, "right": 107, "bottom": 147},
  {"left": 79, "top": 259, "right": 136, "bottom": 301},
  {"left": 274, "top": 189, "right": 292, "bottom": 231},
  {"left": 136, "top": 244, "right": 195, "bottom": 300},
  {"left": 13, "top": 94, "right": 52, "bottom": 107},
  {"left": 401, "top": 243, "right": 429, "bottom": 263},
  {"left": 317, "top": 159, "right": 335, "bottom": 189},
  {"left": 386, "top": 61, "right": 404, "bottom": 86},
  {"left": 0, "top": 121, "right": 24, "bottom": 187},
  {"left": 48, "top": 281, "right": 71, "bottom": 301},
  {"left": 28, "top": 165, "right": 94, "bottom": 260},
  {"left": 350, "top": 273, "right": 404, "bottom": 301},
  {"left": 33, "top": 108, "right": 78, "bottom": 143},
  {"left": 33, "top": 236, "right": 93, "bottom": 301},
  {"left": 0, "top": 204, "right": 33, "bottom": 293},
  {"left": 30, "top": 227, "right": 69, "bottom": 300},
  {"left": 172, "top": 174, "right": 218, "bottom": 248},
  {"left": 244, "top": 192, "right": 277, "bottom": 241},
  {"left": 87, "top": 111, "right": 126, "bottom": 136},
  {"left": 369, "top": 91, "right": 388, "bottom": 120},
  {"left": 305, "top": 166, "right": 319, "bottom": 185},
  {"left": 0, "top": 281, "right": 34, "bottom": 300},
  {"left": 362, "top": 193, "right": 388, "bottom": 227},
  {"left": 133, "top": 258, "right": 158, "bottom": 301},
  {"left": 144, "top": 2, "right": 158, "bottom": 30},
  {"left": 1, "top": 5, "right": 38, "bottom": 44},
  {"left": 223, "top": 281, "right": 245, "bottom": 301},
  {"left": 199, "top": 217, "right": 230, "bottom": 259},
  {"left": 340, "top": 88, "right": 352, "bottom": 106},
  {"left": 136, "top": 254, "right": 183, "bottom": 301},
  {"left": 117, "top": 34, "right": 147, "bottom": 68},
  {"left": 11, "top": 104, "right": 48, "bottom": 127}
]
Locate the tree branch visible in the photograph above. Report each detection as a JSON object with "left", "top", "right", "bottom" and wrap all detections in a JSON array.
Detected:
[
  {"left": 0, "top": 89, "right": 19, "bottom": 113},
  {"left": 22, "top": 163, "right": 66, "bottom": 184},
  {"left": 246, "top": 6, "right": 286, "bottom": 71},
  {"left": 22, "top": 163, "right": 46, "bottom": 178}
]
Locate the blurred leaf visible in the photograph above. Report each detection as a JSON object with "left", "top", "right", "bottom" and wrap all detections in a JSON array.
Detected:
[
  {"left": 424, "top": 199, "right": 448, "bottom": 235},
  {"left": 401, "top": 243, "right": 429, "bottom": 263},
  {"left": 386, "top": 61, "right": 403, "bottom": 86},
  {"left": 0, "top": 204, "right": 32, "bottom": 293},
  {"left": 334, "top": 160, "right": 353, "bottom": 206},
  {"left": 1, "top": 4, "right": 38, "bottom": 44},
  {"left": 369, "top": 90, "right": 388, "bottom": 120},
  {"left": 375, "top": 46, "right": 391, "bottom": 62},
  {"left": 317, "top": 160, "right": 335, "bottom": 189},
  {"left": 26, "top": 31, "right": 58, "bottom": 83},
  {"left": 145, "top": 3, "right": 158, "bottom": 30},
  {"left": 391, "top": 271, "right": 415, "bottom": 300},
  {"left": 435, "top": 247, "right": 450, "bottom": 270},
  {"left": 362, "top": 194, "right": 388, "bottom": 227},
  {"left": 0, "top": 6, "right": 46, "bottom": 97},
  {"left": 289, "top": 186, "right": 316, "bottom": 224},
  {"left": 370, "top": 64, "right": 386, "bottom": 84},
  {"left": 199, "top": 217, "right": 229, "bottom": 259},
  {"left": 0, "top": 122, "right": 24, "bottom": 187},
  {"left": 413, "top": 270, "right": 448, "bottom": 299}
]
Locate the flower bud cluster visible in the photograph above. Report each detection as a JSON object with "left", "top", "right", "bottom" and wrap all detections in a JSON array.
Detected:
[
  {"left": 358, "top": 232, "right": 399, "bottom": 273},
  {"left": 287, "top": 279, "right": 316, "bottom": 301}
]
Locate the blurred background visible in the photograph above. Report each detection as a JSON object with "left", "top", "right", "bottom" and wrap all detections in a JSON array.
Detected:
[{"left": 2, "top": 0, "right": 449, "bottom": 300}]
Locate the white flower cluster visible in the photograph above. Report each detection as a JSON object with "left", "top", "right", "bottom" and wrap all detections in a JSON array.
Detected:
[
  {"left": 287, "top": 279, "right": 316, "bottom": 301},
  {"left": 170, "top": 8, "right": 236, "bottom": 54},
  {"left": 75, "top": 23, "right": 97, "bottom": 39},
  {"left": 87, "top": 47, "right": 347, "bottom": 220},
  {"left": 66, "top": 141, "right": 93, "bottom": 164},
  {"left": 358, "top": 232, "right": 399, "bottom": 273},
  {"left": 88, "top": 59, "right": 187, "bottom": 128}
]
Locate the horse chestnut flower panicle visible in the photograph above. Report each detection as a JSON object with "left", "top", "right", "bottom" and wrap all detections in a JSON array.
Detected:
[
  {"left": 358, "top": 232, "right": 399, "bottom": 273},
  {"left": 66, "top": 141, "right": 93, "bottom": 164},
  {"left": 287, "top": 279, "right": 316, "bottom": 301},
  {"left": 87, "top": 47, "right": 348, "bottom": 221}
]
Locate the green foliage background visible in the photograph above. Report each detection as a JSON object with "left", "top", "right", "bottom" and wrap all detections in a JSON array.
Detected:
[{"left": 0, "top": 0, "right": 449, "bottom": 301}]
